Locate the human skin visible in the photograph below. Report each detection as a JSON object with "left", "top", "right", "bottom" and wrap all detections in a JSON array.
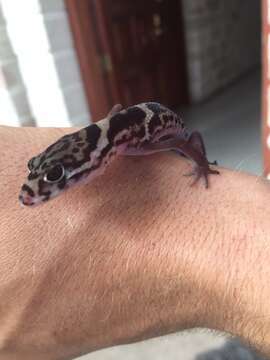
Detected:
[{"left": 0, "top": 126, "right": 270, "bottom": 360}]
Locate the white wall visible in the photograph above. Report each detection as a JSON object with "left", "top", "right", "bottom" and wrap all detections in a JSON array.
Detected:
[
  {"left": 0, "top": 0, "right": 90, "bottom": 127},
  {"left": 0, "top": 2, "right": 34, "bottom": 126},
  {"left": 182, "top": 0, "right": 261, "bottom": 103}
]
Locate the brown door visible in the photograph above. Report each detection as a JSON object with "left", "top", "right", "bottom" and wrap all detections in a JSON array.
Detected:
[{"left": 67, "top": 0, "right": 188, "bottom": 121}]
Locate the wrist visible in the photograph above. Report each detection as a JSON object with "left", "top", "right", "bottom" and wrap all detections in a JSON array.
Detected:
[{"left": 196, "top": 175, "right": 270, "bottom": 355}]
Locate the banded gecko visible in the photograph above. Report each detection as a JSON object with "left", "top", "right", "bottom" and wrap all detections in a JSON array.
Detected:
[{"left": 19, "top": 102, "right": 219, "bottom": 206}]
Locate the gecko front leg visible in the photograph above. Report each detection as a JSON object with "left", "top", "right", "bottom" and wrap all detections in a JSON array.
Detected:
[
  {"left": 123, "top": 132, "right": 219, "bottom": 188},
  {"left": 107, "top": 104, "right": 123, "bottom": 117}
]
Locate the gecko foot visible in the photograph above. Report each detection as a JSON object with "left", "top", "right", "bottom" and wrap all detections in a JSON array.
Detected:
[{"left": 185, "top": 165, "right": 220, "bottom": 189}]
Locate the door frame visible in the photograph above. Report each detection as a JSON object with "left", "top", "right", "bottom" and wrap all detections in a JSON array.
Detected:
[
  {"left": 66, "top": 0, "right": 115, "bottom": 121},
  {"left": 262, "top": 0, "right": 270, "bottom": 176}
]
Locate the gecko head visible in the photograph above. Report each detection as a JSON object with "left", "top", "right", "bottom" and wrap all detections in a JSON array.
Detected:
[
  {"left": 19, "top": 127, "right": 101, "bottom": 207},
  {"left": 19, "top": 160, "right": 67, "bottom": 207}
]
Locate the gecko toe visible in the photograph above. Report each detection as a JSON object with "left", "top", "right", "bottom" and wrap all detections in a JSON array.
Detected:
[
  {"left": 185, "top": 165, "right": 219, "bottom": 188},
  {"left": 209, "top": 168, "right": 220, "bottom": 175},
  {"left": 208, "top": 160, "right": 218, "bottom": 166}
]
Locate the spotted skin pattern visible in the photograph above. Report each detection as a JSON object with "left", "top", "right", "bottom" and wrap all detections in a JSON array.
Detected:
[{"left": 19, "top": 102, "right": 219, "bottom": 206}]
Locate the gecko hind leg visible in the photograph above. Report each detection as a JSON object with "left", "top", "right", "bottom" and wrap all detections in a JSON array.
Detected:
[
  {"left": 181, "top": 131, "right": 219, "bottom": 185},
  {"left": 176, "top": 131, "right": 218, "bottom": 166},
  {"left": 178, "top": 131, "right": 220, "bottom": 188},
  {"left": 134, "top": 132, "right": 219, "bottom": 188}
]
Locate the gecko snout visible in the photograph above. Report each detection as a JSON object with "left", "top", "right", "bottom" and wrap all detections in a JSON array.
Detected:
[{"left": 19, "top": 184, "right": 36, "bottom": 207}]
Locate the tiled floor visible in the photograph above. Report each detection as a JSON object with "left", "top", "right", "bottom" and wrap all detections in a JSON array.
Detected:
[
  {"left": 184, "top": 69, "right": 262, "bottom": 175},
  {"left": 77, "top": 70, "right": 262, "bottom": 360}
]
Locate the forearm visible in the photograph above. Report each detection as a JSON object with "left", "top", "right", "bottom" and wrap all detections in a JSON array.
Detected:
[{"left": 0, "top": 126, "right": 270, "bottom": 359}]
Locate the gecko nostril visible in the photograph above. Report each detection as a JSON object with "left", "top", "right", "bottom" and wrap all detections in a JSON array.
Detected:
[{"left": 19, "top": 192, "right": 34, "bottom": 206}]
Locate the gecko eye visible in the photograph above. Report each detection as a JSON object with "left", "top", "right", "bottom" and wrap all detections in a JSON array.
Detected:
[{"left": 44, "top": 164, "right": 65, "bottom": 183}]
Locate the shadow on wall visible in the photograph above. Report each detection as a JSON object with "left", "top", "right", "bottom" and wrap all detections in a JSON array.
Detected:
[{"left": 196, "top": 339, "right": 266, "bottom": 360}]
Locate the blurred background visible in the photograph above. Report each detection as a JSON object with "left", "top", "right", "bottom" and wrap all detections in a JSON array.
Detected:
[{"left": 0, "top": 0, "right": 266, "bottom": 359}]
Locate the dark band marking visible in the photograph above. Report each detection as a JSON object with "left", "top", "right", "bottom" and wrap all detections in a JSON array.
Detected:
[
  {"left": 38, "top": 154, "right": 46, "bottom": 166},
  {"left": 38, "top": 179, "right": 51, "bottom": 197},
  {"left": 63, "top": 154, "right": 76, "bottom": 162},
  {"left": 114, "top": 135, "right": 131, "bottom": 146},
  {"left": 69, "top": 147, "right": 112, "bottom": 183},
  {"left": 27, "top": 157, "right": 36, "bottom": 171},
  {"left": 28, "top": 172, "right": 39, "bottom": 181},
  {"left": 85, "top": 124, "right": 102, "bottom": 151},
  {"left": 100, "top": 143, "right": 113, "bottom": 158},
  {"left": 137, "top": 125, "right": 146, "bottom": 139},
  {"left": 61, "top": 132, "right": 82, "bottom": 143},
  {"left": 148, "top": 114, "right": 163, "bottom": 136},
  {"left": 162, "top": 114, "right": 172, "bottom": 124},
  {"left": 22, "top": 184, "right": 35, "bottom": 197},
  {"left": 107, "top": 107, "right": 146, "bottom": 144},
  {"left": 45, "top": 141, "right": 70, "bottom": 160}
]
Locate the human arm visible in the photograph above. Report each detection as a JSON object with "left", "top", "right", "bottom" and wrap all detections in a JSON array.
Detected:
[{"left": 0, "top": 126, "right": 270, "bottom": 359}]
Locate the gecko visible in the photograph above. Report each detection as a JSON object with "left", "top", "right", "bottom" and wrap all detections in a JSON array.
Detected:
[{"left": 19, "top": 102, "right": 219, "bottom": 206}]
